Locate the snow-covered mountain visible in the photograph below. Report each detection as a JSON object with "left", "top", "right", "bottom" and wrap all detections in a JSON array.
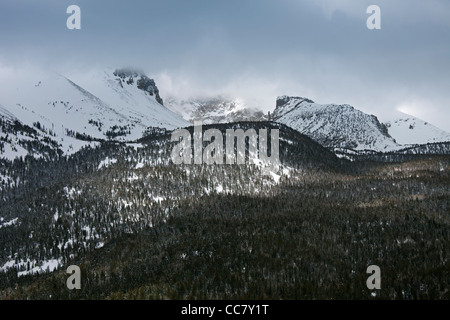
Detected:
[
  {"left": 2, "top": 66, "right": 448, "bottom": 161},
  {"left": 165, "top": 94, "right": 450, "bottom": 154},
  {"left": 271, "top": 96, "right": 399, "bottom": 152},
  {"left": 383, "top": 111, "right": 450, "bottom": 145},
  {"left": 165, "top": 95, "right": 267, "bottom": 125},
  {"left": 68, "top": 68, "right": 189, "bottom": 131},
  {"left": 0, "top": 104, "right": 65, "bottom": 160},
  {"left": 0, "top": 68, "right": 190, "bottom": 160}
]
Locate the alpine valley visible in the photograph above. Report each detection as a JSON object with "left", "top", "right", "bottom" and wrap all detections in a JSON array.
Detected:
[{"left": 0, "top": 68, "right": 448, "bottom": 300}]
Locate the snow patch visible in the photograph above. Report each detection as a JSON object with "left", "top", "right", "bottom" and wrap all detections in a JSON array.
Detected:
[
  {"left": 98, "top": 157, "right": 117, "bottom": 169},
  {"left": 0, "top": 217, "right": 19, "bottom": 229}
]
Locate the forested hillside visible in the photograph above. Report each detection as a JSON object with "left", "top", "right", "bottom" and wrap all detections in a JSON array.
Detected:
[{"left": 0, "top": 122, "right": 448, "bottom": 300}]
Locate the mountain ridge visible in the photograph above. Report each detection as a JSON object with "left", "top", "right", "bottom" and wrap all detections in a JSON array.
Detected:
[
  {"left": 1, "top": 67, "right": 449, "bottom": 160},
  {"left": 0, "top": 68, "right": 190, "bottom": 160},
  {"left": 166, "top": 93, "right": 449, "bottom": 154},
  {"left": 269, "top": 96, "right": 398, "bottom": 152}
]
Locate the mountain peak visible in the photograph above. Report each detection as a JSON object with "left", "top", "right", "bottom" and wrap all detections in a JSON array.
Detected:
[
  {"left": 0, "top": 67, "right": 190, "bottom": 160},
  {"left": 113, "top": 67, "right": 145, "bottom": 78},
  {"left": 383, "top": 110, "right": 450, "bottom": 145},
  {"left": 272, "top": 96, "right": 398, "bottom": 152},
  {"left": 276, "top": 96, "right": 314, "bottom": 108},
  {"left": 113, "top": 68, "right": 163, "bottom": 105},
  {"left": 273, "top": 96, "right": 315, "bottom": 120}
]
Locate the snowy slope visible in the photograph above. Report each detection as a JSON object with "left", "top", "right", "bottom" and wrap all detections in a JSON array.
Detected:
[
  {"left": 69, "top": 68, "right": 190, "bottom": 131},
  {"left": 0, "top": 103, "right": 93, "bottom": 160},
  {"left": 272, "top": 96, "right": 399, "bottom": 152},
  {"left": 383, "top": 111, "right": 450, "bottom": 145},
  {"left": 165, "top": 95, "right": 267, "bottom": 124},
  {"left": 0, "top": 68, "right": 190, "bottom": 160}
]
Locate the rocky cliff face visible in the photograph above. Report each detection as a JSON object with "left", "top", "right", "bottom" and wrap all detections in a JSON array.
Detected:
[{"left": 113, "top": 68, "right": 164, "bottom": 105}]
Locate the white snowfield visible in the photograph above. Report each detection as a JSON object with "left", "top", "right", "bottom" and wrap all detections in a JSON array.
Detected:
[
  {"left": 0, "top": 67, "right": 190, "bottom": 160},
  {"left": 383, "top": 111, "right": 450, "bottom": 145},
  {"left": 69, "top": 68, "right": 190, "bottom": 131}
]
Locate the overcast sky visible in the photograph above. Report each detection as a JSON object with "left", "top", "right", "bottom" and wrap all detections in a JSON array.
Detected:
[{"left": 0, "top": 0, "right": 449, "bottom": 131}]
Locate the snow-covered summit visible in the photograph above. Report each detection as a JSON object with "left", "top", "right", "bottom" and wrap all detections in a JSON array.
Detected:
[
  {"left": 0, "top": 67, "right": 190, "bottom": 160},
  {"left": 66, "top": 67, "right": 190, "bottom": 132},
  {"left": 112, "top": 67, "right": 164, "bottom": 105},
  {"left": 383, "top": 111, "right": 450, "bottom": 145},
  {"left": 271, "top": 96, "right": 399, "bottom": 152}
]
